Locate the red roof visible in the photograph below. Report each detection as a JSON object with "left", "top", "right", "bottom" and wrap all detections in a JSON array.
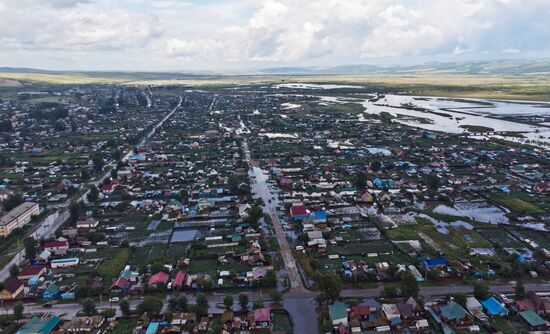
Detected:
[
  {"left": 3, "top": 279, "right": 23, "bottom": 294},
  {"left": 44, "top": 240, "right": 68, "bottom": 249},
  {"left": 337, "top": 322, "right": 349, "bottom": 334},
  {"left": 148, "top": 271, "right": 170, "bottom": 286},
  {"left": 350, "top": 305, "right": 371, "bottom": 317},
  {"left": 111, "top": 277, "right": 130, "bottom": 290},
  {"left": 290, "top": 205, "right": 308, "bottom": 217},
  {"left": 173, "top": 271, "right": 186, "bottom": 287},
  {"left": 254, "top": 307, "right": 271, "bottom": 322},
  {"left": 18, "top": 265, "right": 46, "bottom": 277}
]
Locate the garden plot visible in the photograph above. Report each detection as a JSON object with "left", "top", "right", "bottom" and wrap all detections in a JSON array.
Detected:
[{"left": 477, "top": 228, "right": 524, "bottom": 248}]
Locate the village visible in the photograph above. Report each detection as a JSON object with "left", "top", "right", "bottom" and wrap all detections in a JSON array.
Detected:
[{"left": 0, "top": 82, "right": 549, "bottom": 333}]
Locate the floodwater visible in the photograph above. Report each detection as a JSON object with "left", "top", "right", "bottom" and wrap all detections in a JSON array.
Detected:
[
  {"left": 434, "top": 202, "right": 509, "bottom": 225},
  {"left": 274, "top": 83, "right": 363, "bottom": 89},
  {"left": 283, "top": 297, "right": 319, "bottom": 334},
  {"left": 170, "top": 229, "right": 198, "bottom": 243},
  {"left": 359, "top": 95, "right": 550, "bottom": 148}
]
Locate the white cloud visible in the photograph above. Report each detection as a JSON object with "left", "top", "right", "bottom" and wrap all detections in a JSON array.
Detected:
[{"left": 0, "top": 0, "right": 548, "bottom": 70}]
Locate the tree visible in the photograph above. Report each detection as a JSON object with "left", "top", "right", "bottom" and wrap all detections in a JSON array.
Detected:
[
  {"left": 314, "top": 272, "right": 342, "bottom": 304},
  {"left": 261, "top": 269, "right": 277, "bottom": 287},
  {"left": 354, "top": 171, "right": 367, "bottom": 189},
  {"left": 473, "top": 281, "right": 490, "bottom": 300},
  {"left": 80, "top": 169, "right": 90, "bottom": 181},
  {"left": 137, "top": 296, "right": 163, "bottom": 316},
  {"left": 119, "top": 299, "right": 131, "bottom": 317},
  {"left": 9, "top": 264, "right": 19, "bottom": 278},
  {"left": 87, "top": 185, "right": 99, "bottom": 202},
  {"left": 452, "top": 293, "right": 467, "bottom": 307},
  {"left": 168, "top": 294, "right": 188, "bottom": 312},
  {"left": 270, "top": 290, "right": 282, "bottom": 304},
  {"left": 69, "top": 201, "right": 83, "bottom": 222},
  {"left": 238, "top": 293, "right": 249, "bottom": 310},
  {"left": 370, "top": 160, "right": 382, "bottom": 172},
  {"left": 223, "top": 295, "right": 234, "bottom": 310},
  {"left": 13, "top": 301, "right": 24, "bottom": 320},
  {"left": 92, "top": 152, "right": 104, "bottom": 172},
  {"left": 3, "top": 193, "right": 23, "bottom": 211},
  {"left": 400, "top": 271, "right": 420, "bottom": 298},
  {"left": 514, "top": 280, "right": 525, "bottom": 300},
  {"left": 195, "top": 293, "right": 209, "bottom": 316},
  {"left": 81, "top": 298, "right": 97, "bottom": 316},
  {"left": 23, "top": 237, "right": 38, "bottom": 260},
  {"left": 425, "top": 174, "right": 440, "bottom": 192}
]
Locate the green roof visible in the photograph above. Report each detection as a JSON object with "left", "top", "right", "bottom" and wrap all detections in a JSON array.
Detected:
[
  {"left": 329, "top": 302, "right": 348, "bottom": 321},
  {"left": 519, "top": 310, "right": 546, "bottom": 327},
  {"left": 17, "top": 316, "right": 60, "bottom": 334},
  {"left": 440, "top": 301, "right": 467, "bottom": 321}
]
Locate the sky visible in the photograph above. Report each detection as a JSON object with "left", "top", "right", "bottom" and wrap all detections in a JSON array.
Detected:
[{"left": 0, "top": 0, "right": 549, "bottom": 71}]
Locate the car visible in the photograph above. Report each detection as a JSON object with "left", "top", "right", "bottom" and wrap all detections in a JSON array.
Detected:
[
  {"left": 109, "top": 297, "right": 120, "bottom": 303},
  {"left": 42, "top": 303, "right": 53, "bottom": 308}
]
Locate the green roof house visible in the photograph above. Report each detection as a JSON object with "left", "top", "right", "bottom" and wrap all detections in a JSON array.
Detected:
[{"left": 329, "top": 302, "right": 348, "bottom": 327}]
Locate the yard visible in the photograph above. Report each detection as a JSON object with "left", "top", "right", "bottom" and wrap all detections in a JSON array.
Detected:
[{"left": 491, "top": 192, "right": 544, "bottom": 215}]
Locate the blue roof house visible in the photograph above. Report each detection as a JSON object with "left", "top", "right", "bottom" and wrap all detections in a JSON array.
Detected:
[{"left": 481, "top": 297, "right": 509, "bottom": 316}]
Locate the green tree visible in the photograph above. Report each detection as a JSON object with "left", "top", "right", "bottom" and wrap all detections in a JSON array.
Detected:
[
  {"left": 238, "top": 293, "right": 249, "bottom": 310},
  {"left": 400, "top": 271, "right": 420, "bottom": 298},
  {"left": 473, "top": 281, "right": 490, "bottom": 300},
  {"left": 370, "top": 160, "right": 381, "bottom": 172},
  {"left": 223, "top": 295, "right": 234, "bottom": 310},
  {"left": 23, "top": 237, "right": 38, "bottom": 260},
  {"left": 168, "top": 294, "right": 188, "bottom": 312},
  {"left": 270, "top": 290, "right": 282, "bottom": 304},
  {"left": 314, "top": 272, "right": 342, "bottom": 304},
  {"left": 354, "top": 171, "right": 367, "bottom": 189},
  {"left": 119, "top": 299, "right": 131, "bottom": 317},
  {"left": 137, "top": 296, "right": 163, "bottom": 316},
  {"left": 195, "top": 293, "right": 209, "bottom": 316},
  {"left": 3, "top": 193, "right": 23, "bottom": 211},
  {"left": 9, "top": 264, "right": 19, "bottom": 278},
  {"left": 69, "top": 201, "right": 83, "bottom": 222},
  {"left": 81, "top": 298, "right": 97, "bottom": 316},
  {"left": 92, "top": 152, "right": 104, "bottom": 172},
  {"left": 87, "top": 185, "right": 99, "bottom": 202},
  {"left": 514, "top": 280, "right": 525, "bottom": 300},
  {"left": 13, "top": 301, "right": 24, "bottom": 320},
  {"left": 452, "top": 293, "right": 467, "bottom": 307}
]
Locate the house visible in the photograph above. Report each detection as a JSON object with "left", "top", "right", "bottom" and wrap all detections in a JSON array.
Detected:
[
  {"left": 76, "top": 218, "right": 99, "bottom": 229},
  {"left": 16, "top": 316, "right": 61, "bottom": 334},
  {"left": 519, "top": 310, "right": 547, "bottom": 330},
  {"left": 465, "top": 297, "right": 488, "bottom": 322},
  {"left": 42, "top": 284, "right": 61, "bottom": 300},
  {"left": 382, "top": 303, "right": 401, "bottom": 326},
  {"left": 480, "top": 297, "right": 509, "bottom": 316},
  {"left": 148, "top": 271, "right": 170, "bottom": 287},
  {"left": 110, "top": 277, "right": 130, "bottom": 295},
  {"left": 329, "top": 302, "right": 348, "bottom": 327},
  {"left": 43, "top": 240, "right": 69, "bottom": 256},
  {"left": 253, "top": 307, "right": 271, "bottom": 328},
  {"left": 422, "top": 258, "right": 447, "bottom": 269},
  {"left": 172, "top": 271, "right": 187, "bottom": 291},
  {"left": 439, "top": 301, "right": 472, "bottom": 326},
  {"left": 518, "top": 292, "right": 550, "bottom": 315},
  {"left": 349, "top": 305, "right": 370, "bottom": 320},
  {"left": 60, "top": 316, "right": 105, "bottom": 332},
  {"left": 50, "top": 257, "right": 79, "bottom": 268},
  {"left": 0, "top": 279, "right": 24, "bottom": 300},
  {"left": 17, "top": 265, "right": 46, "bottom": 281},
  {"left": 34, "top": 250, "right": 52, "bottom": 264}
]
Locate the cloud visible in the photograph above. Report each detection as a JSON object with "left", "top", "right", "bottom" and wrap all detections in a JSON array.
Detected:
[{"left": 0, "top": 0, "right": 549, "bottom": 70}]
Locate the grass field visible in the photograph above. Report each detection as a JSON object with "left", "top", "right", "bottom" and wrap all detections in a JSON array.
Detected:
[
  {"left": 491, "top": 192, "right": 544, "bottom": 214},
  {"left": 2, "top": 71, "right": 550, "bottom": 101}
]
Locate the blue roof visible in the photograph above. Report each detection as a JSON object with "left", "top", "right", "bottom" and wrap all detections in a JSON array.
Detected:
[
  {"left": 146, "top": 322, "right": 160, "bottom": 334},
  {"left": 481, "top": 297, "right": 508, "bottom": 316},
  {"left": 312, "top": 211, "right": 327, "bottom": 220},
  {"left": 423, "top": 258, "right": 447, "bottom": 268}
]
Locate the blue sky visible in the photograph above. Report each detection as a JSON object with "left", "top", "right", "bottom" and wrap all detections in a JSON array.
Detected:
[{"left": 0, "top": 0, "right": 549, "bottom": 71}]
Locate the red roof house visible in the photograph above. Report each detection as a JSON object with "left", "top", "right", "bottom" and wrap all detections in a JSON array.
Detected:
[
  {"left": 172, "top": 271, "right": 187, "bottom": 290},
  {"left": 148, "top": 271, "right": 170, "bottom": 286}
]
